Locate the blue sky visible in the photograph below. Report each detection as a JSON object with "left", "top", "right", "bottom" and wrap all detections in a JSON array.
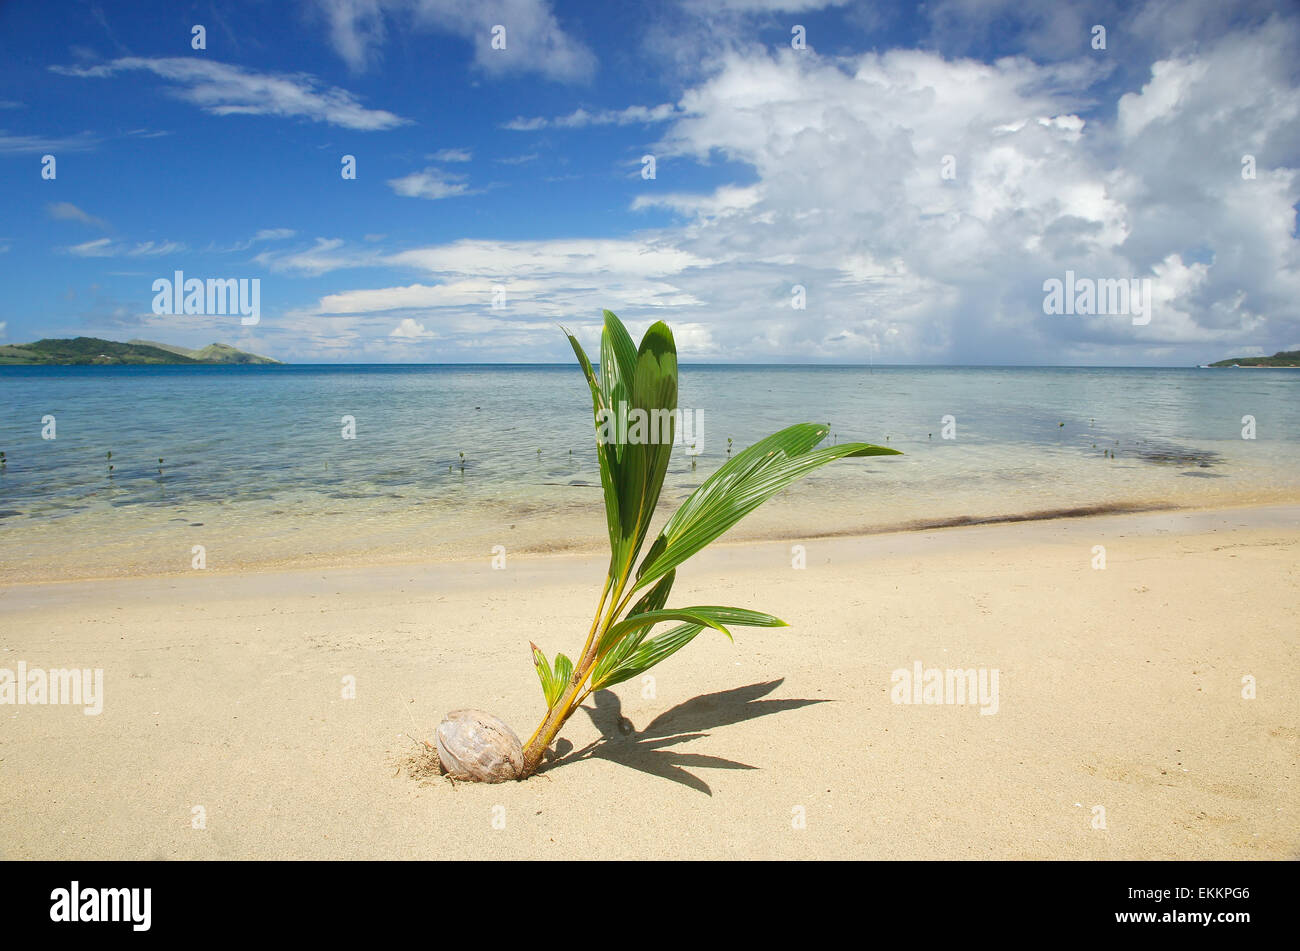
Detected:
[{"left": 1, "top": 0, "right": 1297, "bottom": 364}]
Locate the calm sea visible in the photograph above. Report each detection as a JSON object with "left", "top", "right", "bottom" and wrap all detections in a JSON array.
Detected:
[{"left": 2, "top": 364, "right": 1297, "bottom": 579}]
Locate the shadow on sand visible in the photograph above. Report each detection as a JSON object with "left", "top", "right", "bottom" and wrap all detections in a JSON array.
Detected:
[{"left": 541, "top": 679, "right": 827, "bottom": 795}]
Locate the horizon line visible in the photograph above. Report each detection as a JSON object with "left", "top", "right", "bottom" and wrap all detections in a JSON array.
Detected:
[{"left": 1, "top": 361, "right": 1248, "bottom": 370}]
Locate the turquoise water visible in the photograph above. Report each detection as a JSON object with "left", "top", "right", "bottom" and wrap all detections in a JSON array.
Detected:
[{"left": 2, "top": 364, "right": 1298, "bottom": 578}]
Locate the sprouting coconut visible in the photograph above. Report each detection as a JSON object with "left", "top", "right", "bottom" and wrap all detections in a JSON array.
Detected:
[
  {"left": 435, "top": 710, "right": 522, "bottom": 783},
  {"left": 434, "top": 310, "right": 900, "bottom": 781}
]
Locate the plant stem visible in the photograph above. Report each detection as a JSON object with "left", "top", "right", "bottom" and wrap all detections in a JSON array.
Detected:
[
  {"left": 518, "top": 552, "right": 655, "bottom": 776},
  {"left": 573, "top": 571, "right": 615, "bottom": 683},
  {"left": 520, "top": 573, "right": 613, "bottom": 773}
]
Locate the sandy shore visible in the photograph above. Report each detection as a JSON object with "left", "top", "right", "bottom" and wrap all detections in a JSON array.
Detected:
[{"left": 1, "top": 504, "right": 1296, "bottom": 860}]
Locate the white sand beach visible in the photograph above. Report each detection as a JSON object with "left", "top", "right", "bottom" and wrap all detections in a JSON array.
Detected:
[{"left": 1, "top": 503, "right": 1296, "bottom": 860}]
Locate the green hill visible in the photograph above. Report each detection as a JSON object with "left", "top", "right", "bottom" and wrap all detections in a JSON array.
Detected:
[
  {"left": 1208, "top": 349, "right": 1300, "bottom": 367},
  {"left": 0, "top": 337, "right": 279, "bottom": 366},
  {"left": 128, "top": 339, "right": 279, "bottom": 365}
]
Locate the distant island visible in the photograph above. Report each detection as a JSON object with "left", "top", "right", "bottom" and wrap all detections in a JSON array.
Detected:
[
  {"left": 1205, "top": 349, "right": 1300, "bottom": 368},
  {"left": 0, "top": 337, "right": 279, "bottom": 366}
]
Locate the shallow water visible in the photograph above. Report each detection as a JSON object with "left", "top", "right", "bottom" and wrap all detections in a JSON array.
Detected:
[{"left": 2, "top": 364, "right": 1297, "bottom": 580}]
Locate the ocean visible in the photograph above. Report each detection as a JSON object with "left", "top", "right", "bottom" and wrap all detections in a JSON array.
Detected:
[{"left": 2, "top": 364, "right": 1297, "bottom": 580}]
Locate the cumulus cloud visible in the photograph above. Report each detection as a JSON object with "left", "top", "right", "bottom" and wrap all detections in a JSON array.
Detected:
[
  {"left": 390, "top": 317, "right": 438, "bottom": 339},
  {"left": 608, "top": 27, "right": 1297, "bottom": 363},
  {"left": 631, "top": 185, "right": 763, "bottom": 218},
  {"left": 51, "top": 58, "right": 408, "bottom": 130},
  {"left": 261, "top": 5, "right": 1300, "bottom": 364}
]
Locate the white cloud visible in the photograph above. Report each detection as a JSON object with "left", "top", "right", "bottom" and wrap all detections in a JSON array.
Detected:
[
  {"left": 66, "top": 238, "right": 186, "bottom": 258},
  {"left": 46, "top": 202, "right": 108, "bottom": 229},
  {"left": 253, "top": 228, "right": 296, "bottom": 242},
  {"left": 51, "top": 58, "right": 408, "bottom": 131},
  {"left": 128, "top": 241, "right": 186, "bottom": 257},
  {"left": 310, "top": 0, "right": 595, "bottom": 81},
  {"left": 501, "top": 116, "right": 546, "bottom": 132},
  {"left": 321, "top": 282, "right": 486, "bottom": 313},
  {"left": 390, "top": 317, "right": 438, "bottom": 339},
  {"left": 253, "top": 238, "right": 383, "bottom": 275},
  {"left": 0, "top": 130, "right": 98, "bottom": 154},
  {"left": 386, "top": 238, "right": 710, "bottom": 279},
  {"left": 429, "top": 148, "right": 472, "bottom": 162},
  {"left": 70, "top": 242, "right": 108, "bottom": 257},
  {"left": 632, "top": 185, "right": 763, "bottom": 219},
  {"left": 249, "top": 7, "right": 1300, "bottom": 364},
  {"left": 311, "top": 0, "right": 387, "bottom": 72},
  {"left": 682, "top": 0, "right": 849, "bottom": 9},
  {"left": 387, "top": 167, "right": 473, "bottom": 200},
  {"left": 215, "top": 228, "right": 298, "bottom": 253},
  {"left": 503, "top": 103, "right": 678, "bottom": 130},
  {"left": 601, "top": 31, "right": 1296, "bottom": 363},
  {"left": 270, "top": 239, "right": 712, "bottom": 357}
]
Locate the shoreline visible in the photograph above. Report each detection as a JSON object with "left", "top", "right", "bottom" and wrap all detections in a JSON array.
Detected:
[
  {"left": 4, "top": 499, "right": 1297, "bottom": 598},
  {"left": 3, "top": 495, "right": 1297, "bottom": 588}
]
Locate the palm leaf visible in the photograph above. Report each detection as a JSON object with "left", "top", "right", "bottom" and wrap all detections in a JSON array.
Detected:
[
  {"left": 531, "top": 644, "right": 562, "bottom": 708},
  {"left": 569, "top": 313, "right": 679, "bottom": 590},
  {"left": 552, "top": 653, "right": 573, "bottom": 696},
  {"left": 591, "top": 570, "right": 674, "bottom": 684},
  {"left": 592, "top": 622, "right": 705, "bottom": 689},
  {"left": 599, "top": 608, "right": 734, "bottom": 648},
  {"left": 598, "top": 309, "right": 638, "bottom": 467},
  {"left": 634, "top": 424, "right": 899, "bottom": 590},
  {"left": 564, "top": 328, "right": 623, "bottom": 568},
  {"left": 598, "top": 603, "right": 786, "bottom": 656},
  {"left": 617, "top": 321, "right": 676, "bottom": 567},
  {"left": 593, "top": 605, "right": 785, "bottom": 691}
]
